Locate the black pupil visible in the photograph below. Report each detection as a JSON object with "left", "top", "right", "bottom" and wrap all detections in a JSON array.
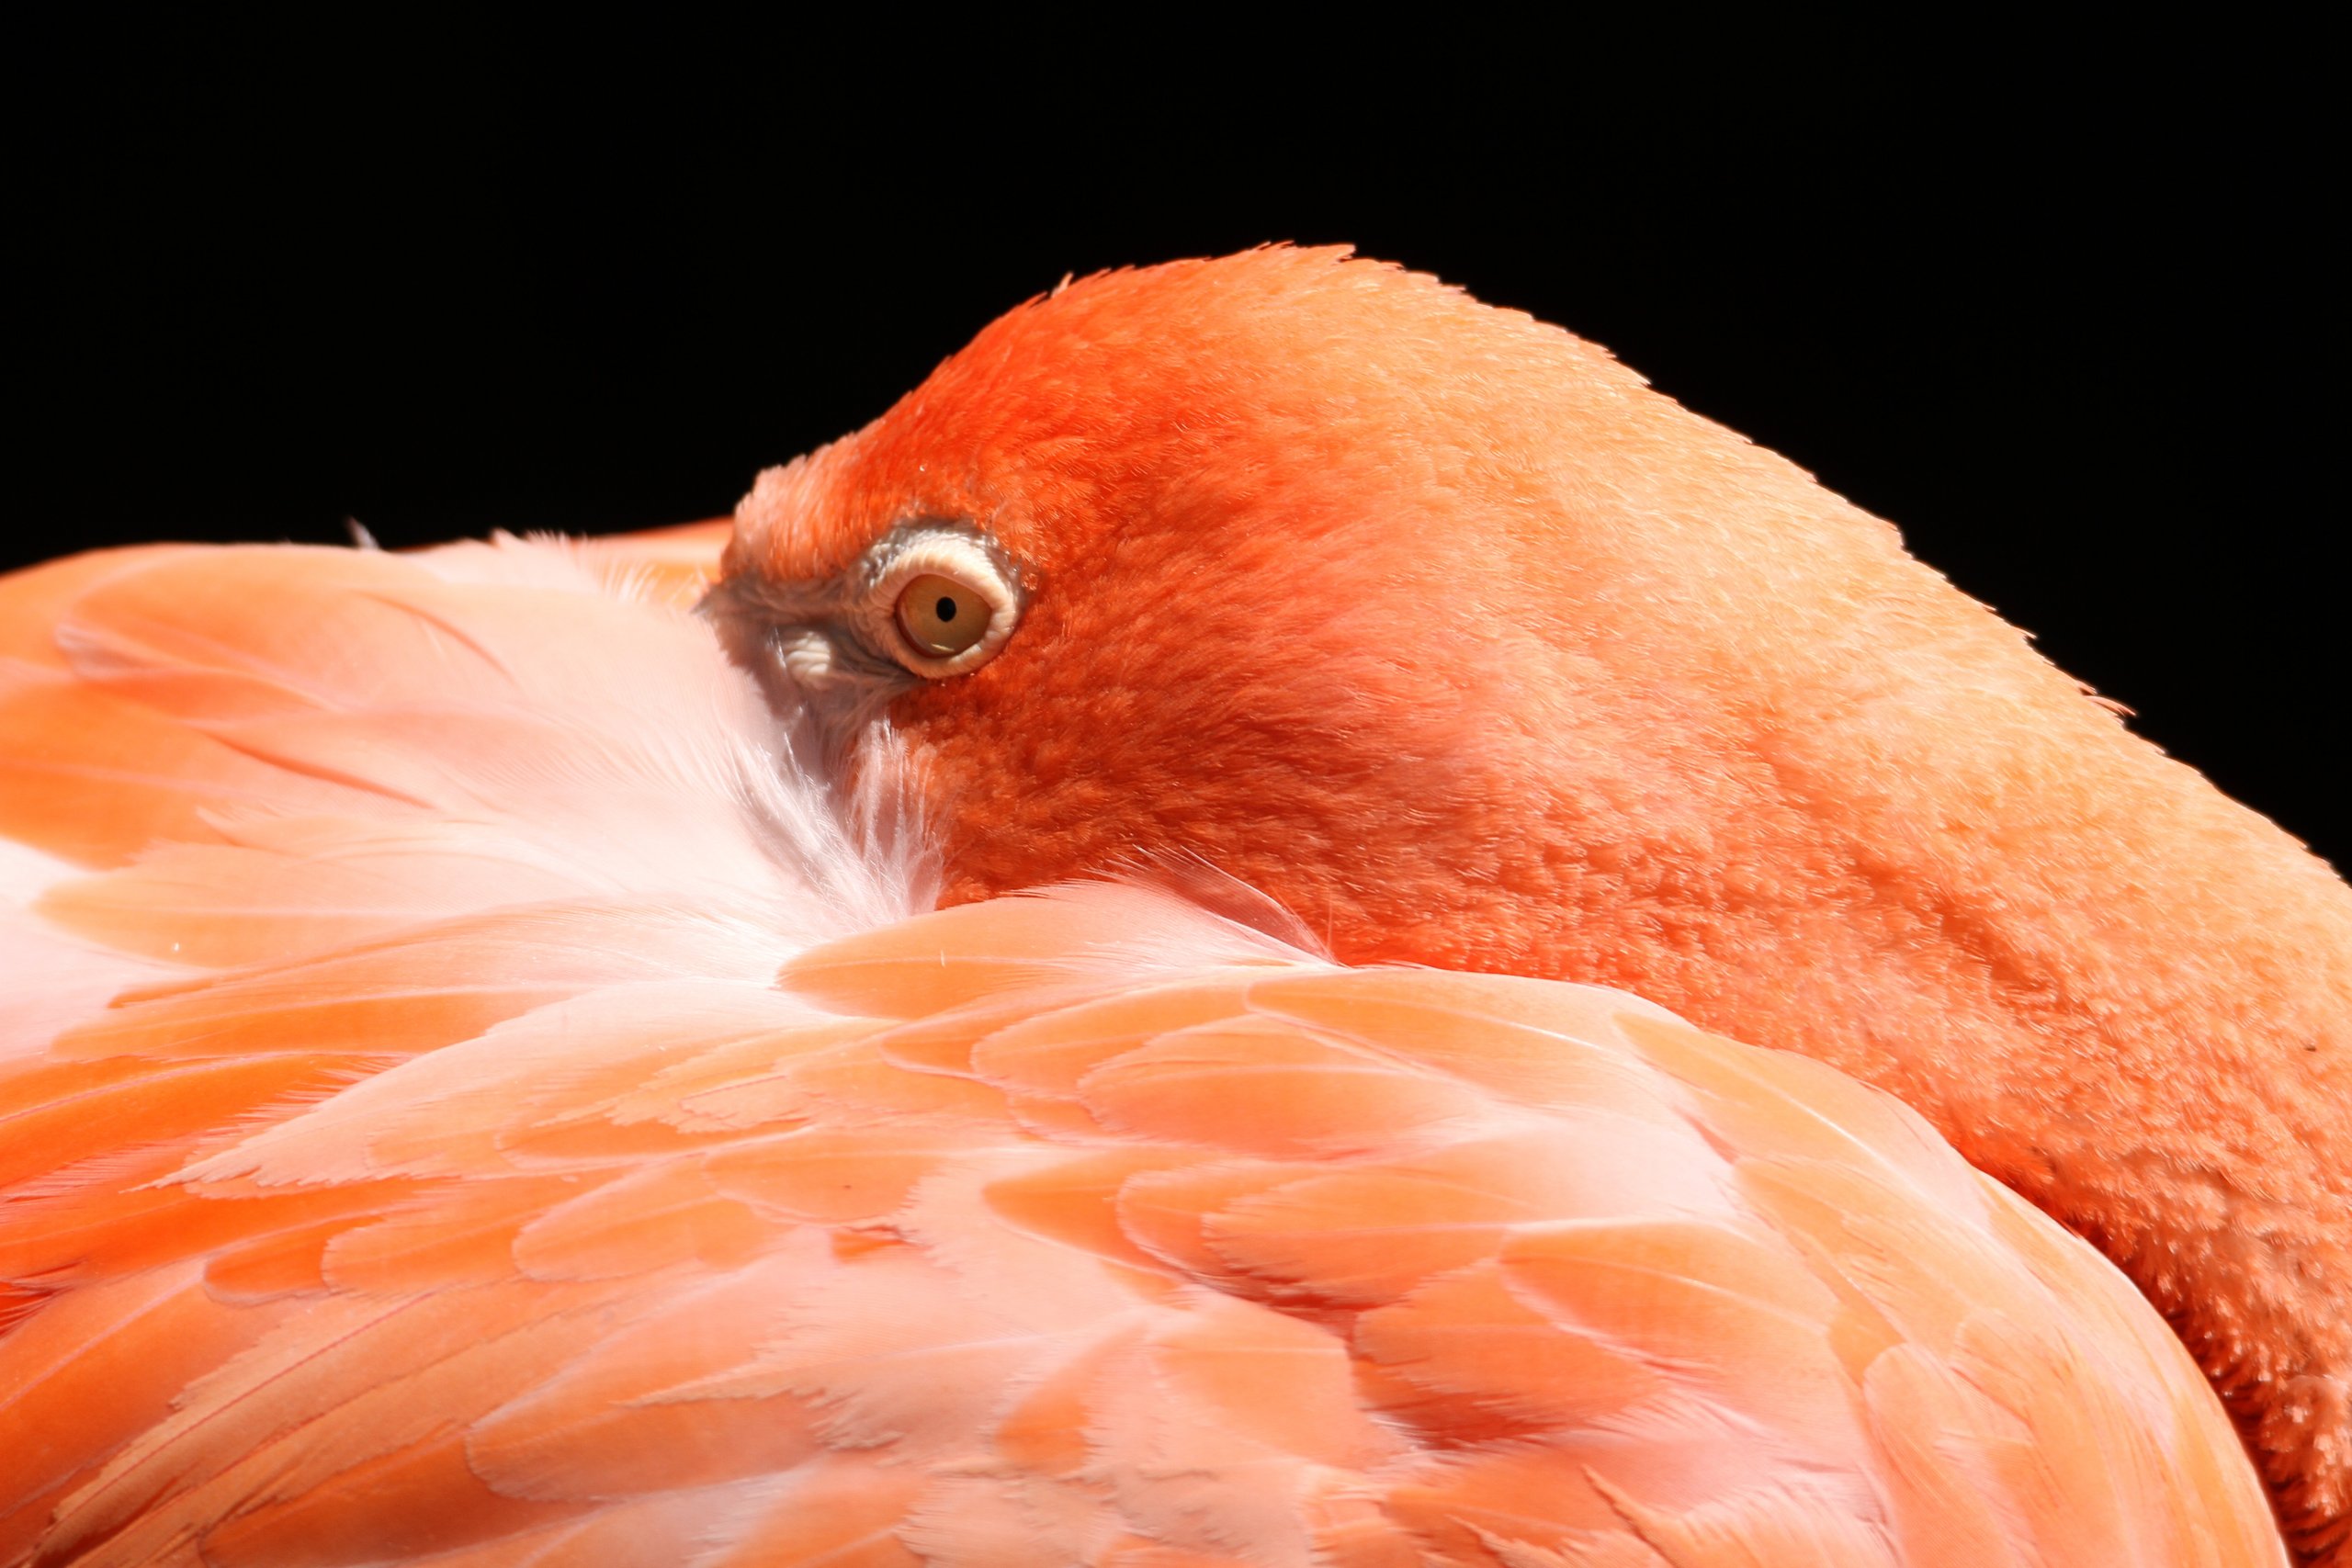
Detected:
[{"left": 934, "top": 596, "right": 958, "bottom": 623}]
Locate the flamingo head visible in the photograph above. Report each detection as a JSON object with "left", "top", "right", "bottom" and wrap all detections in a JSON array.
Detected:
[{"left": 706, "top": 244, "right": 1904, "bottom": 978}]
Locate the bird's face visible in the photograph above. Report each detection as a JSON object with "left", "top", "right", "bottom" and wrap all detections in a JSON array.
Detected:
[
  {"left": 705, "top": 246, "right": 1970, "bottom": 986},
  {"left": 706, "top": 250, "right": 1669, "bottom": 972}
]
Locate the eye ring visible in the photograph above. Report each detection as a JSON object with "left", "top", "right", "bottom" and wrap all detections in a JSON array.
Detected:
[{"left": 863, "top": 529, "right": 1023, "bottom": 678}]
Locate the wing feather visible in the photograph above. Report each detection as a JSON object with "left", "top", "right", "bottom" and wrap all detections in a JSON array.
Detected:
[{"left": 0, "top": 541, "right": 2283, "bottom": 1566}]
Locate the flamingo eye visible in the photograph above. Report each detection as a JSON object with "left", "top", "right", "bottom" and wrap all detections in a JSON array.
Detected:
[
  {"left": 865, "top": 529, "right": 1022, "bottom": 677},
  {"left": 894, "top": 573, "right": 991, "bottom": 658}
]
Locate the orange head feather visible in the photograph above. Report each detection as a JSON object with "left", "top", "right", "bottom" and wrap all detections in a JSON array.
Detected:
[{"left": 714, "top": 246, "right": 2349, "bottom": 1552}]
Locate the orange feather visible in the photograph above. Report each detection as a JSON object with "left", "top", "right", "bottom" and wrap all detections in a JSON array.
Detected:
[{"left": 1, "top": 251, "right": 2336, "bottom": 1564}]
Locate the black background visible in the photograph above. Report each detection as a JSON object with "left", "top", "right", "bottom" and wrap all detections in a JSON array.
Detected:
[{"left": 14, "top": 36, "right": 2343, "bottom": 874}]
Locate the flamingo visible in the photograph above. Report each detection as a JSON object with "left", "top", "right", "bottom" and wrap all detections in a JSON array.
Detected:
[{"left": 0, "top": 247, "right": 2338, "bottom": 1563}]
